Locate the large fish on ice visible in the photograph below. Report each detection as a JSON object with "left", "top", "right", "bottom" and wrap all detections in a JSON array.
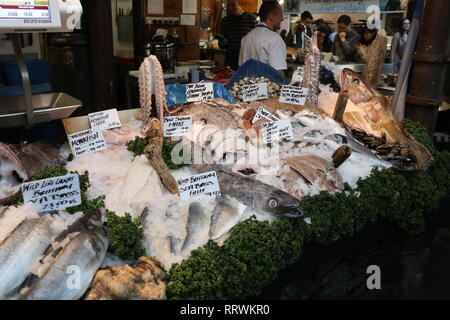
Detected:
[
  {"left": 338, "top": 68, "right": 434, "bottom": 171},
  {"left": 0, "top": 214, "right": 58, "bottom": 300},
  {"left": 0, "top": 141, "right": 63, "bottom": 204},
  {"left": 191, "top": 164, "right": 303, "bottom": 218},
  {"left": 18, "top": 211, "right": 109, "bottom": 300}
]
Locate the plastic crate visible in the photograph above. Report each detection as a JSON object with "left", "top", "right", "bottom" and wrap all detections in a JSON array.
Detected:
[{"left": 1, "top": 59, "right": 51, "bottom": 86}]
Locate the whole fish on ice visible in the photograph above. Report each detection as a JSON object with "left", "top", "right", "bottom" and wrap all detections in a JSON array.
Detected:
[
  {"left": 0, "top": 214, "right": 57, "bottom": 300},
  {"left": 19, "top": 211, "right": 109, "bottom": 300}
]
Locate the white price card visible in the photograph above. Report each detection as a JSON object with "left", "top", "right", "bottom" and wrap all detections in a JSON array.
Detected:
[
  {"left": 163, "top": 116, "right": 193, "bottom": 137},
  {"left": 279, "top": 86, "right": 309, "bottom": 105},
  {"left": 88, "top": 108, "right": 122, "bottom": 130},
  {"left": 21, "top": 174, "right": 82, "bottom": 213},
  {"left": 186, "top": 82, "right": 214, "bottom": 102},
  {"left": 68, "top": 128, "right": 107, "bottom": 157},
  {"left": 261, "top": 119, "right": 294, "bottom": 144},
  {"left": 252, "top": 107, "right": 279, "bottom": 123},
  {"left": 177, "top": 171, "right": 221, "bottom": 200},
  {"left": 242, "top": 83, "right": 268, "bottom": 102}
]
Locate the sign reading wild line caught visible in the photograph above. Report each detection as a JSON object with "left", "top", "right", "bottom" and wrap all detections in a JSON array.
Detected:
[
  {"left": 300, "top": 0, "right": 379, "bottom": 13},
  {"left": 21, "top": 174, "right": 82, "bottom": 213}
]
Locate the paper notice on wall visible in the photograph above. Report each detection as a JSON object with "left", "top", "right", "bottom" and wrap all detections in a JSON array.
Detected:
[
  {"left": 148, "top": 0, "right": 164, "bottom": 15},
  {"left": 177, "top": 171, "right": 221, "bottom": 201},
  {"left": 180, "top": 14, "right": 196, "bottom": 26},
  {"left": 88, "top": 109, "right": 122, "bottom": 130},
  {"left": 279, "top": 86, "right": 309, "bottom": 105},
  {"left": 182, "top": 0, "right": 197, "bottom": 14},
  {"left": 21, "top": 174, "right": 82, "bottom": 213}
]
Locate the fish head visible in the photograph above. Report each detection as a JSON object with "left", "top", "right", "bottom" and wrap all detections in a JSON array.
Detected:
[
  {"left": 340, "top": 68, "right": 380, "bottom": 104},
  {"left": 264, "top": 189, "right": 304, "bottom": 218}
]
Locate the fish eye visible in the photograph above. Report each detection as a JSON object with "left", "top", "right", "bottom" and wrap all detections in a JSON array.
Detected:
[
  {"left": 352, "top": 78, "right": 360, "bottom": 84},
  {"left": 268, "top": 198, "right": 279, "bottom": 208}
]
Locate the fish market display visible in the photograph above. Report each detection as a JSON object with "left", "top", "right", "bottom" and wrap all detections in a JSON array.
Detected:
[
  {"left": 318, "top": 68, "right": 434, "bottom": 171},
  {"left": 229, "top": 77, "right": 281, "bottom": 102},
  {"left": 85, "top": 256, "right": 166, "bottom": 300},
  {"left": 19, "top": 211, "right": 108, "bottom": 300},
  {"left": 0, "top": 141, "right": 63, "bottom": 204}
]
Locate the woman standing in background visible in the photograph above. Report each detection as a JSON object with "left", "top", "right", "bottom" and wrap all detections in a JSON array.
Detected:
[{"left": 391, "top": 18, "right": 410, "bottom": 73}]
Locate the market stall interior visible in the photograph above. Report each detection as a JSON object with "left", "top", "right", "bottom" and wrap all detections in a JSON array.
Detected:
[{"left": 0, "top": 0, "right": 449, "bottom": 300}]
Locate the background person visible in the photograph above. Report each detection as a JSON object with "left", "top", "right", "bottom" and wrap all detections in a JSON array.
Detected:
[
  {"left": 331, "top": 15, "right": 361, "bottom": 63},
  {"left": 239, "top": 1, "right": 287, "bottom": 77},
  {"left": 391, "top": 18, "right": 410, "bottom": 73},
  {"left": 354, "top": 27, "right": 378, "bottom": 63},
  {"left": 218, "top": 0, "right": 257, "bottom": 70},
  {"left": 286, "top": 11, "right": 314, "bottom": 50}
]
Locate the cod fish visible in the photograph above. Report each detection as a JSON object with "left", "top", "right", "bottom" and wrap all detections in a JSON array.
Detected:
[
  {"left": 339, "top": 68, "right": 434, "bottom": 171},
  {"left": 192, "top": 164, "right": 303, "bottom": 218},
  {"left": 209, "top": 195, "right": 240, "bottom": 240},
  {"left": 19, "top": 211, "right": 109, "bottom": 300},
  {"left": 0, "top": 214, "right": 57, "bottom": 300},
  {"left": 0, "top": 141, "right": 63, "bottom": 204},
  {"left": 181, "top": 202, "right": 208, "bottom": 252}
]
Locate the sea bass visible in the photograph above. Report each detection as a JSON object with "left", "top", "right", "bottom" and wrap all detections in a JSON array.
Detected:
[
  {"left": 209, "top": 195, "right": 241, "bottom": 240},
  {"left": 0, "top": 141, "right": 64, "bottom": 204},
  {"left": 191, "top": 164, "right": 303, "bottom": 218},
  {"left": 19, "top": 211, "right": 108, "bottom": 300},
  {"left": 0, "top": 214, "right": 57, "bottom": 300},
  {"left": 181, "top": 201, "right": 209, "bottom": 252},
  {"left": 339, "top": 68, "right": 434, "bottom": 171}
]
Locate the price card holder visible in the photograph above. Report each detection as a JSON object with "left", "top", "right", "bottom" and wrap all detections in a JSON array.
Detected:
[
  {"left": 186, "top": 82, "right": 214, "bottom": 103},
  {"left": 163, "top": 116, "right": 193, "bottom": 137},
  {"left": 21, "top": 174, "right": 82, "bottom": 213},
  {"left": 88, "top": 108, "right": 122, "bottom": 130},
  {"left": 279, "top": 86, "right": 309, "bottom": 105},
  {"left": 243, "top": 83, "right": 268, "bottom": 102},
  {"left": 68, "top": 128, "right": 107, "bottom": 157},
  {"left": 177, "top": 171, "right": 221, "bottom": 200}
]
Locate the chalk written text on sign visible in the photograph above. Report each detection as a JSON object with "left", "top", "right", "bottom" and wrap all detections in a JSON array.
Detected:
[
  {"left": 88, "top": 108, "right": 122, "bottom": 130},
  {"left": 243, "top": 83, "right": 268, "bottom": 102},
  {"left": 186, "top": 82, "right": 214, "bottom": 103},
  {"left": 279, "top": 86, "right": 309, "bottom": 105},
  {"left": 252, "top": 107, "right": 279, "bottom": 123},
  {"left": 68, "top": 128, "right": 107, "bottom": 157},
  {"left": 21, "top": 174, "right": 82, "bottom": 213},
  {"left": 177, "top": 171, "right": 221, "bottom": 200},
  {"left": 163, "top": 116, "right": 193, "bottom": 137},
  {"left": 261, "top": 119, "right": 294, "bottom": 144}
]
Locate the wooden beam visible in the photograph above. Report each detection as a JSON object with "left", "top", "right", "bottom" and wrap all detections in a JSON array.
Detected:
[
  {"left": 133, "top": 0, "right": 146, "bottom": 67},
  {"left": 87, "top": 0, "right": 116, "bottom": 112}
]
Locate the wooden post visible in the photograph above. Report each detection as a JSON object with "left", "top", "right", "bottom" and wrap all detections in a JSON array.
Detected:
[{"left": 333, "top": 93, "right": 349, "bottom": 123}]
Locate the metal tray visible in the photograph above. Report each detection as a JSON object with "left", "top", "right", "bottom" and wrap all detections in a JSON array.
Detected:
[{"left": 0, "top": 92, "right": 81, "bottom": 128}]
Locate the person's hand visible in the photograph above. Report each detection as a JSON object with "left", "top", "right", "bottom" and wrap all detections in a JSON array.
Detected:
[
  {"left": 339, "top": 32, "right": 346, "bottom": 41},
  {"left": 354, "top": 42, "right": 361, "bottom": 48}
]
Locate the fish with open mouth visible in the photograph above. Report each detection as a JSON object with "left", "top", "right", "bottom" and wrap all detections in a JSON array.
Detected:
[
  {"left": 338, "top": 68, "right": 434, "bottom": 171},
  {"left": 0, "top": 214, "right": 57, "bottom": 300},
  {"left": 0, "top": 141, "right": 64, "bottom": 204},
  {"left": 18, "top": 211, "right": 108, "bottom": 300},
  {"left": 191, "top": 164, "right": 304, "bottom": 218}
]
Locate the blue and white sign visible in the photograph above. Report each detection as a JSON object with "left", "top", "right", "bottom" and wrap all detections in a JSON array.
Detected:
[{"left": 300, "top": 0, "right": 379, "bottom": 13}]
